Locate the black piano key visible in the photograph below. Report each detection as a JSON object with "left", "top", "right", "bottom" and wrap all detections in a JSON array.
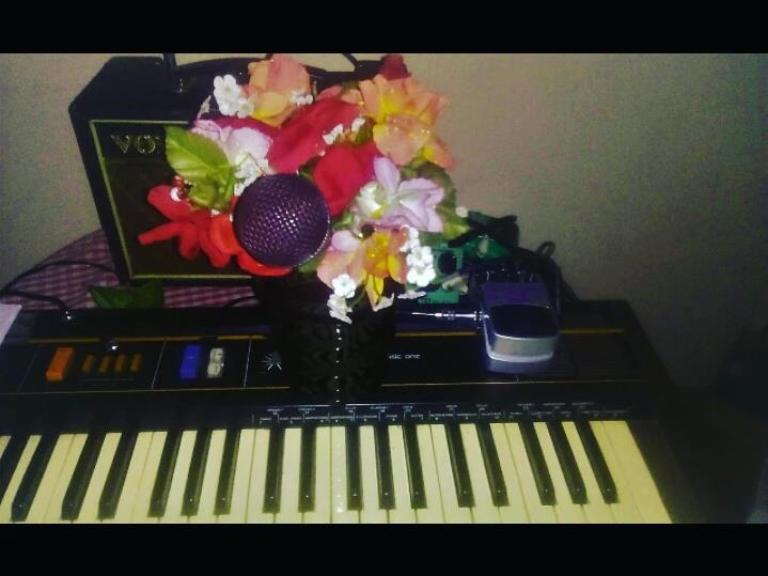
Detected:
[
  {"left": 402, "top": 423, "right": 426, "bottom": 509},
  {"left": 299, "top": 426, "right": 316, "bottom": 513},
  {"left": 476, "top": 423, "right": 509, "bottom": 507},
  {"left": 345, "top": 426, "right": 362, "bottom": 511},
  {"left": 262, "top": 427, "right": 284, "bottom": 513},
  {"left": 575, "top": 420, "right": 618, "bottom": 504},
  {"left": 11, "top": 433, "right": 58, "bottom": 521},
  {"left": 547, "top": 421, "right": 587, "bottom": 505},
  {"left": 215, "top": 429, "right": 240, "bottom": 516},
  {"left": 182, "top": 428, "right": 212, "bottom": 516},
  {"left": 98, "top": 429, "right": 138, "bottom": 520},
  {"left": 519, "top": 421, "right": 555, "bottom": 506},
  {"left": 148, "top": 428, "right": 182, "bottom": 518},
  {"left": 0, "top": 435, "right": 28, "bottom": 504},
  {"left": 374, "top": 424, "right": 395, "bottom": 510},
  {"left": 445, "top": 423, "right": 474, "bottom": 508},
  {"left": 62, "top": 431, "right": 107, "bottom": 520}
]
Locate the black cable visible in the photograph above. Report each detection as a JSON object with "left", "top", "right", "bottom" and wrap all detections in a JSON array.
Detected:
[
  {"left": 1, "top": 288, "right": 70, "bottom": 313},
  {"left": 223, "top": 295, "right": 259, "bottom": 309},
  {"left": 0, "top": 259, "right": 117, "bottom": 297}
]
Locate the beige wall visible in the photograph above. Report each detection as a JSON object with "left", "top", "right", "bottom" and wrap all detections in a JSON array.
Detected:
[{"left": 1, "top": 53, "right": 766, "bottom": 390}]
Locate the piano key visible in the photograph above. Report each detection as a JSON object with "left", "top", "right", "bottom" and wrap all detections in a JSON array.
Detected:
[
  {"left": 503, "top": 423, "right": 556, "bottom": 523},
  {"left": 73, "top": 432, "right": 122, "bottom": 523},
  {"left": 61, "top": 431, "right": 106, "bottom": 521},
  {"left": 159, "top": 429, "right": 197, "bottom": 523},
  {"left": 218, "top": 428, "right": 254, "bottom": 523},
  {"left": 574, "top": 419, "right": 617, "bottom": 504},
  {"left": 107, "top": 431, "right": 152, "bottom": 523},
  {"left": 190, "top": 429, "right": 226, "bottom": 523},
  {"left": 429, "top": 425, "right": 471, "bottom": 523},
  {"left": 21, "top": 434, "right": 74, "bottom": 523},
  {"left": 148, "top": 428, "right": 182, "bottom": 519},
  {"left": 11, "top": 433, "right": 58, "bottom": 522},
  {"left": 489, "top": 423, "right": 530, "bottom": 523},
  {"left": 414, "top": 425, "right": 444, "bottom": 523},
  {"left": 214, "top": 429, "right": 240, "bottom": 516},
  {"left": 459, "top": 424, "right": 501, "bottom": 523},
  {"left": 588, "top": 421, "right": 644, "bottom": 523},
  {"left": 275, "top": 428, "right": 303, "bottom": 524},
  {"left": 561, "top": 422, "right": 615, "bottom": 523},
  {"left": 518, "top": 421, "right": 555, "bottom": 506},
  {"left": 546, "top": 421, "right": 587, "bottom": 504},
  {"left": 245, "top": 428, "right": 274, "bottom": 523},
  {"left": 298, "top": 426, "right": 316, "bottom": 513},
  {"left": 131, "top": 431, "right": 168, "bottom": 523},
  {"left": 374, "top": 424, "right": 394, "bottom": 510},
  {"left": 387, "top": 425, "right": 417, "bottom": 523},
  {"left": 99, "top": 429, "right": 139, "bottom": 520},
  {"left": 345, "top": 425, "right": 362, "bottom": 512},
  {"left": 0, "top": 435, "right": 28, "bottom": 504},
  {"left": 476, "top": 422, "right": 509, "bottom": 507},
  {"left": 302, "top": 426, "right": 331, "bottom": 524},
  {"left": 359, "top": 426, "right": 387, "bottom": 524},
  {"left": 182, "top": 428, "right": 212, "bottom": 517},
  {"left": 44, "top": 434, "right": 88, "bottom": 523},
  {"left": 331, "top": 426, "right": 359, "bottom": 523},
  {"left": 601, "top": 420, "right": 671, "bottom": 523},
  {"left": 262, "top": 427, "right": 284, "bottom": 514},
  {"left": 0, "top": 435, "right": 40, "bottom": 523},
  {"left": 402, "top": 423, "right": 426, "bottom": 510},
  {"left": 445, "top": 423, "right": 474, "bottom": 508},
  {"left": 534, "top": 422, "right": 587, "bottom": 523},
  {"left": 0, "top": 436, "right": 8, "bottom": 459}
]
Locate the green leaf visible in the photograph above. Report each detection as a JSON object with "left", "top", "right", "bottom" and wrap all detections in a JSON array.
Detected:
[
  {"left": 165, "top": 126, "right": 231, "bottom": 185},
  {"left": 187, "top": 181, "right": 219, "bottom": 209},
  {"left": 90, "top": 280, "right": 164, "bottom": 309}
]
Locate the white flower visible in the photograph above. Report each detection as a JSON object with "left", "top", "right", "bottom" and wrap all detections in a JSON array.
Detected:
[
  {"left": 400, "top": 225, "right": 421, "bottom": 253},
  {"left": 213, "top": 75, "right": 248, "bottom": 118},
  {"left": 327, "top": 294, "right": 352, "bottom": 324},
  {"left": 322, "top": 123, "right": 345, "bottom": 145},
  {"left": 351, "top": 116, "right": 366, "bottom": 133},
  {"left": 331, "top": 273, "right": 358, "bottom": 299},
  {"left": 407, "top": 265, "right": 437, "bottom": 287},
  {"left": 406, "top": 245, "right": 434, "bottom": 269},
  {"left": 289, "top": 90, "right": 313, "bottom": 107},
  {"left": 372, "top": 294, "right": 395, "bottom": 311},
  {"left": 455, "top": 205, "right": 468, "bottom": 218}
]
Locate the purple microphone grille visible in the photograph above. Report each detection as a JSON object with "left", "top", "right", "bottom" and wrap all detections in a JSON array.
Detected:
[{"left": 233, "top": 174, "right": 331, "bottom": 268}]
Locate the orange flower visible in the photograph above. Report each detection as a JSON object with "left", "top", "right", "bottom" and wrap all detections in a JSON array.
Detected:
[
  {"left": 246, "top": 54, "right": 312, "bottom": 126},
  {"left": 358, "top": 74, "right": 455, "bottom": 168}
]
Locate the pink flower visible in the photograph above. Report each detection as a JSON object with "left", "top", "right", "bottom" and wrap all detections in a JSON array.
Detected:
[
  {"left": 191, "top": 119, "right": 272, "bottom": 165},
  {"left": 353, "top": 156, "right": 444, "bottom": 233},
  {"left": 246, "top": 54, "right": 312, "bottom": 126}
]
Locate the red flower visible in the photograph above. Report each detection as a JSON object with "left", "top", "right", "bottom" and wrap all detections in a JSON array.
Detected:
[
  {"left": 267, "top": 97, "right": 360, "bottom": 174},
  {"left": 209, "top": 213, "right": 292, "bottom": 277},
  {"left": 313, "top": 142, "right": 379, "bottom": 216},
  {"left": 379, "top": 54, "right": 410, "bottom": 80}
]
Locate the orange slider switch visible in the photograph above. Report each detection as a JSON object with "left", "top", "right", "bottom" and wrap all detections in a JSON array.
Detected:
[{"left": 45, "top": 347, "right": 75, "bottom": 382}]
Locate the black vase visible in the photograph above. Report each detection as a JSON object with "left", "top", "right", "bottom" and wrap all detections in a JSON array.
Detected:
[{"left": 256, "top": 275, "right": 395, "bottom": 402}]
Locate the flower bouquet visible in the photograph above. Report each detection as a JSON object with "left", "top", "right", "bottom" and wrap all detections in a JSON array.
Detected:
[{"left": 139, "top": 53, "right": 469, "bottom": 323}]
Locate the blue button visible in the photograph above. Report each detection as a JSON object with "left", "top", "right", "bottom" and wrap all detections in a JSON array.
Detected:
[{"left": 179, "top": 344, "right": 202, "bottom": 380}]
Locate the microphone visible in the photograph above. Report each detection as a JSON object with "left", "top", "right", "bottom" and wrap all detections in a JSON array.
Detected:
[{"left": 233, "top": 174, "right": 331, "bottom": 268}]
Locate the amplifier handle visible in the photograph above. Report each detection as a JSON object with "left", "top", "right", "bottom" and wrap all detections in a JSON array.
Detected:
[{"left": 162, "top": 53, "right": 376, "bottom": 94}]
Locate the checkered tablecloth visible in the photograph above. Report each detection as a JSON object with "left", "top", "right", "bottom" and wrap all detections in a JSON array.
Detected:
[{"left": 0, "top": 229, "right": 254, "bottom": 310}]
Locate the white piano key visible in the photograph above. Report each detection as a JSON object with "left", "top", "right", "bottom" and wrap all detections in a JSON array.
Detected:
[
  {"left": 275, "top": 428, "right": 303, "bottom": 524},
  {"left": 160, "top": 430, "right": 197, "bottom": 523},
  {"left": 430, "top": 424, "right": 472, "bottom": 523},
  {"left": 189, "top": 429, "right": 226, "bottom": 523},
  {"left": 387, "top": 425, "right": 417, "bottom": 524},
  {"left": 601, "top": 420, "right": 671, "bottom": 523},
  {"left": 460, "top": 424, "right": 501, "bottom": 524},
  {"left": 534, "top": 422, "right": 587, "bottom": 524},
  {"left": 131, "top": 431, "right": 168, "bottom": 523},
  {"left": 503, "top": 423, "right": 557, "bottom": 523},
  {"left": 24, "top": 434, "right": 75, "bottom": 523},
  {"left": 108, "top": 431, "right": 153, "bottom": 523},
  {"left": 43, "top": 434, "right": 87, "bottom": 524},
  {"left": 331, "top": 426, "right": 359, "bottom": 524},
  {"left": 0, "top": 436, "right": 9, "bottom": 459},
  {"left": 0, "top": 435, "right": 41, "bottom": 523},
  {"left": 490, "top": 423, "right": 529, "bottom": 523},
  {"left": 415, "top": 424, "right": 444, "bottom": 524},
  {"left": 218, "top": 428, "right": 255, "bottom": 524},
  {"left": 74, "top": 432, "right": 122, "bottom": 524},
  {"left": 561, "top": 421, "right": 614, "bottom": 524},
  {"left": 302, "top": 426, "right": 331, "bottom": 524},
  {"left": 359, "top": 426, "right": 387, "bottom": 524},
  {"left": 589, "top": 421, "right": 644, "bottom": 523},
  {"left": 246, "top": 428, "right": 274, "bottom": 523}
]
